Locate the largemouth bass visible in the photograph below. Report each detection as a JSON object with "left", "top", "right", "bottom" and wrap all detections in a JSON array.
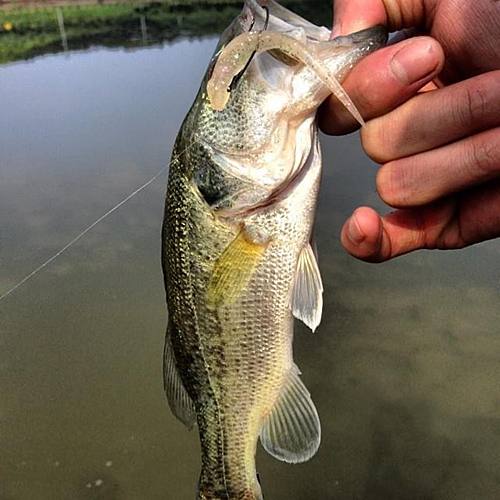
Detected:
[{"left": 162, "top": 1, "right": 386, "bottom": 498}]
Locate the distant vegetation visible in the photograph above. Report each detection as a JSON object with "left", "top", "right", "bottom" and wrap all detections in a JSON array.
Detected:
[{"left": 0, "top": 0, "right": 331, "bottom": 65}]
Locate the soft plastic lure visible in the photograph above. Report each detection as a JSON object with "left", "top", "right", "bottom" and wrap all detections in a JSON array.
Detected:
[{"left": 207, "top": 29, "right": 366, "bottom": 126}]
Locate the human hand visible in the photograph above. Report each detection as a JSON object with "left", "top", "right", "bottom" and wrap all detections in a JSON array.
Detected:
[{"left": 319, "top": 0, "right": 500, "bottom": 262}]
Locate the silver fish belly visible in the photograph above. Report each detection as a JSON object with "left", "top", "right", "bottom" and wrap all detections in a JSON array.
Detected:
[{"left": 161, "top": 1, "right": 387, "bottom": 499}]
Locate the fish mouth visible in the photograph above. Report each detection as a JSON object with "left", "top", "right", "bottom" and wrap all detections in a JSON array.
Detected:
[{"left": 201, "top": 1, "right": 388, "bottom": 216}]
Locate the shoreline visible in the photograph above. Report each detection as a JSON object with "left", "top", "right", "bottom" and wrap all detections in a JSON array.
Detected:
[{"left": 0, "top": 0, "right": 240, "bottom": 10}]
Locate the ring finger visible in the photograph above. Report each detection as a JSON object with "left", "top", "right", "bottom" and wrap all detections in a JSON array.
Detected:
[{"left": 376, "top": 125, "right": 500, "bottom": 207}]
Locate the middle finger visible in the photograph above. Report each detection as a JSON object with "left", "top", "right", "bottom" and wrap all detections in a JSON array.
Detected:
[{"left": 362, "top": 70, "right": 500, "bottom": 162}]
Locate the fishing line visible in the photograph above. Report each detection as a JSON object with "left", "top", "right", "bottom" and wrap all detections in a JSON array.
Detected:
[
  {"left": 1, "top": 5, "right": 269, "bottom": 303},
  {"left": 0, "top": 143, "right": 192, "bottom": 303}
]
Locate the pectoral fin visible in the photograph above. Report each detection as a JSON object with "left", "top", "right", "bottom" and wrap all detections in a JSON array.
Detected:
[
  {"left": 163, "top": 321, "right": 196, "bottom": 429},
  {"left": 207, "top": 228, "right": 268, "bottom": 306},
  {"left": 291, "top": 243, "right": 323, "bottom": 332},
  {"left": 260, "top": 365, "right": 321, "bottom": 463}
]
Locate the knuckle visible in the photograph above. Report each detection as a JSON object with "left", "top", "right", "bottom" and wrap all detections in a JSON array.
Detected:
[
  {"left": 469, "top": 138, "right": 499, "bottom": 177},
  {"left": 455, "top": 83, "right": 489, "bottom": 130},
  {"left": 438, "top": 224, "right": 467, "bottom": 250},
  {"left": 435, "top": 200, "right": 467, "bottom": 250},
  {"left": 361, "top": 119, "right": 392, "bottom": 163},
  {"left": 376, "top": 161, "right": 413, "bottom": 207}
]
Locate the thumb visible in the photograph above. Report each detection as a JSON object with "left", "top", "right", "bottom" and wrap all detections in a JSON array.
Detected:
[
  {"left": 319, "top": 36, "right": 444, "bottom": 135},
  {"left": 332, "top": 0, "right": 387, "bottom": 37}
]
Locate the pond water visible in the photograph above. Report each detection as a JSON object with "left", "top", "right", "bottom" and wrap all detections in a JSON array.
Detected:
[{"left": 1, "top": 33, "right": 500, "bottom": 500}]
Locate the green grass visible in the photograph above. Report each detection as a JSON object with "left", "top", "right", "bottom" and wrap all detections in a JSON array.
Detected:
[{"left": 0, "top": 1, "right": 331, "bottom": 65}]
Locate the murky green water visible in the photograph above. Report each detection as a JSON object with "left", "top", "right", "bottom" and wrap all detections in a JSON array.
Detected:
[{"left": 1, "top": 28, "right": 500, "bottom": 500}]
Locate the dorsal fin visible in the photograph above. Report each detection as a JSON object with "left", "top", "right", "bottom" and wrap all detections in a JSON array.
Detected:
[
  {"left": 163, "top": 321, "right": 196, "bottom": 429},
  {"left": 260, "top": 365, "right": 321, "bottom": 463},
  {"left": 291, "top": 243, "right": 323, "bottom": 332}
]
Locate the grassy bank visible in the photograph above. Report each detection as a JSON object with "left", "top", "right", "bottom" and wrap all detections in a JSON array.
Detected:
[
  {"left": 0, "top": 0, "right": 331, "bottom": 65},
  {"left": 0, "top": 2, "right": 239, "bottom": 64}
]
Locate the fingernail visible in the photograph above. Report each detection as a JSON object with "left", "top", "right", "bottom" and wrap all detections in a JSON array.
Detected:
[
  {"left": 390, "top": 39, "right": 438, "bottom": 85},
  {"left": 348, "top": 214, "right": 365, "bottom": 244}
]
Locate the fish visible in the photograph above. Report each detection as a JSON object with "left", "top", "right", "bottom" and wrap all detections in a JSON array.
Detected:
[{"left": 161, "top": 1, "right": 387, "bottom": 499}]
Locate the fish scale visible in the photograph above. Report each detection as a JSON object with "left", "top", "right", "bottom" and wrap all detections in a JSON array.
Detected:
[{"left": 162, "top": 1, "right": 387, "bottom": 498}]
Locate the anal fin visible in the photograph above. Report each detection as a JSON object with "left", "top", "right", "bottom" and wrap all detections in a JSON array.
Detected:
[
  {"left": 260, "top": 365, "right": 321, "bottom": 463},
  {"left": 291, "top": 243, "right": 323, "bottom": 332},
  {"left": 163, "top": 321, "right": 196, "bottom": 429}
]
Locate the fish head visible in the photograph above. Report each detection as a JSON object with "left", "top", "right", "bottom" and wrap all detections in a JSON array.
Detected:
[
  {"left": 188, "top": 0, "right": 387, "bottom": 210},
  {"left": 206, "top": 1, "right": 387, "bottom": 118}
]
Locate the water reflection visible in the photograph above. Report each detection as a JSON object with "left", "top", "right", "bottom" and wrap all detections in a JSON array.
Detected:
[
  {"left": 0, "top": 0, "right": 331, "bottom": 65},
  {"left": 0, "top": 38, "right": 214, "bottom": 500},
  {"left": 1, "top": 13, "right": 500, "bottom": 500}
]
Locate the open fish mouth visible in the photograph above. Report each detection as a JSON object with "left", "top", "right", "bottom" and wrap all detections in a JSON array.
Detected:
[
  {"left": 198, "top": 0, "right": 387, "bottom": 215},
  {"left": 208, "top": 0, "right": 387, "bottom": 124}
]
